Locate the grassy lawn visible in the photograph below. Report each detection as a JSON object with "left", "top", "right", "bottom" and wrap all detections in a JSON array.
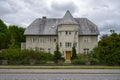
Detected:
[{"left": 0, "top": 65, "right": 120, "bottom": 69}]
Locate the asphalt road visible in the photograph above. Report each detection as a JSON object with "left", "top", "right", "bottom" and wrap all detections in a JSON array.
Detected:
[{"left": 0, "top": 69, "right": 120, "bottom": 74}]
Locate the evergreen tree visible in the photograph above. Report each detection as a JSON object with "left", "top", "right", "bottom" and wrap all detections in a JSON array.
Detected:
[
  {"left": 54, "top": 43, "right": 62, "bottom": 64},
  {"left": 71, "top": 45, "right": 77, "bottom": 60}
]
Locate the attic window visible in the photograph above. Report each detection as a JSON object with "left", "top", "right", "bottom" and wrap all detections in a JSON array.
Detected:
[{"left": 52, "top": 26, "right": 55, "bottom": 28}]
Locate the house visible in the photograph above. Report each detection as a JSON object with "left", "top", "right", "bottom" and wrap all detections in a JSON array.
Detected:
[{"left": 23, "top": 10, "right": 99, "bottom": 61}]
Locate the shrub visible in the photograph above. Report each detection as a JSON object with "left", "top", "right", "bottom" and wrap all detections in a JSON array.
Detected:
[
  {"left": 90, "top": 58, "right": 99, "bottom": 65},
  {"left": 72, "top": 58, "right": 88, "bottom": 65},
  {"left": 0, "top": 49, "right": 54, "bottom": 65}
]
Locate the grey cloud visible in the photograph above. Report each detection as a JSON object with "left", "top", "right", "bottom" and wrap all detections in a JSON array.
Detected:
[
  {"left": 0, "top": 0, "right": 120, "bottom": 35},
  {"left": 50, "top": 1, "right": 77, "bottom": 17},
  {"left": 0, "top": 1, "right": 17, "bottom": 16},
  {"left": 51, "top": 1, "right": 76, "bottom": 12}
]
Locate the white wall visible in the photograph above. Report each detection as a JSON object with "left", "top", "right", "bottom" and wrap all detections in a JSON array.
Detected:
[
  {"left": 26, "top": 35, "right": 57, "bottom": 54},
  {"left": 79, "top": 35, "right": 98, "bottom": 53}
]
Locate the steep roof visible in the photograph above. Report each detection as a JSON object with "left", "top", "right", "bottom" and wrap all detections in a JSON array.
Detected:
[
  {"left": 24, "top": 11, "right": 99, "bottom": 35},
  {"left": 59, "top": 10, "right": 77, "bottom": 25}
]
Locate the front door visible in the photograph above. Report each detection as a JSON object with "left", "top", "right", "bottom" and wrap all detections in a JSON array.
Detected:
[{"left": 66, "top": 51, "right": 71, "bottom": 60}]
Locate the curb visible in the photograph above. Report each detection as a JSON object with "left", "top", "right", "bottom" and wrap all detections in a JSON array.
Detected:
[{"left": 0, "top": 72, "right": 120, "bottom": 74}]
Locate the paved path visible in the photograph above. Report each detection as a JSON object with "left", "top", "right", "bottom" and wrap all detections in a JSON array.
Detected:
[{"left": 0, "top": 69, "right": 120, "bottom": 74}]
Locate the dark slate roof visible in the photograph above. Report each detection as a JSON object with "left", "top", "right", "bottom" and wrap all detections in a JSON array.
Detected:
[{"left": 24, "top": 11, "right": 99, "bottom": 36}]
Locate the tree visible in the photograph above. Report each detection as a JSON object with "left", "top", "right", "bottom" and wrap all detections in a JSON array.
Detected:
[
  {"left": 8, "top": 36, "right": 18, "bottom": 49},
  {"left": 71, "top": 45, "right": 77, "bottom": 60},
  {"left": 0, "top": 33, "right": 5, "bottom": 50},
  {"left": 8, "top": 25, "right": 25, "bottom": 48},
  {"left": 54, "top": 43, "right": 62, "bottom": 64},
  {"left": 0, "top": 19, "right": 7, "bottom": 33},
  {"left": 0, "top": 19, "right": 25, "bottom": 49},
  {"left": 0, "top": 19, "right": 8, "bottom": 49},
  {"left": 100, "top": 34, "right": 109, "bottom": 40},
  {"left": 92, "top": 31, "right": 120, "bottom": 65}
]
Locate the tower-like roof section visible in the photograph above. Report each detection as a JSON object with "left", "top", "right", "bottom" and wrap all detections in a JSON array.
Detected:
[{"left": 59, "top": 10, "right": 77, "bottom": 25}]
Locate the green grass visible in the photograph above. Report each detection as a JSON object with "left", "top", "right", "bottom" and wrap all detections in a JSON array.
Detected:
[{"left": 0, "top": 65, "right": 120, "bottom": 69}]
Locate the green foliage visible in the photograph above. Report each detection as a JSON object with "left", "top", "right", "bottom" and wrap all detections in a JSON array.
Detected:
[
  {"left": 90, "top": 58, "right": 99, "bottom": 65},
  {"left": 71, "top": 45, "right": 77, "bottom": 60},
  {"left": 8, "top": 36, "right": 18, "bottom": 49},
  {"left": 0, "top": 19, "right": 25, "bottom": 49},
  {"left": 72, "top": 58, "right": 88, "bottom": 65},
  {"left": 8, "top": 25, "right": 25, "bottom": 48},
  {"left": 0, "top": 49, "right": 54, "bottom": 65},
  {"left": 92, "top": 32, "right": 120, "bottom": 65},
  {"left": 0, "top": 19, "right": 8, "bottom": 49},
  {"left": 54, "top": 44, "right": 62, "bottom": 64},
  {"left": 0, "top": 19, "right": 7, "bottom": 33}
]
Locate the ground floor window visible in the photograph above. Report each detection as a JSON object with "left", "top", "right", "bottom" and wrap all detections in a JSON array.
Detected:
[
  {"left": 40, "top": 48, "right": 44, "bottom": 52},
  {"left": 84, "top": 48, "right": 89, "bottom": 54},
  {"left": 60, "top": 42, "right": 62, "bottom": 47},
  {"left": 48, "top": 48, "right": 51, "bottom": 53},
  {"left": 65, "top": 42, "right": 72, "bottom": 47}
]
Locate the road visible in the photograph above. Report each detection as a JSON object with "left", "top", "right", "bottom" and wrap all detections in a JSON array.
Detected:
[
  {"left": 0, "top": 69, "right": 120, "bottom": 74},
  {"left": 0, "top": 69, "right": 120, "bottom": 80}
]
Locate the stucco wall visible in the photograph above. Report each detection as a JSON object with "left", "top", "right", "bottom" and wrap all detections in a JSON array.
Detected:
[
  {"left": 26, "top": 35, "right": 57, "bottom": 54},
  {"left": 78, "top": 35, "right": 98, "bottom": 53},
  {"left": 57, "top": 24, "right": 79, "bottom": 58}
]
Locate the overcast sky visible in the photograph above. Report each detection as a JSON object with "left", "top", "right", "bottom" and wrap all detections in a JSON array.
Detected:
[{"left": 0, "top": 0, "right": 120, "bottom": 34}]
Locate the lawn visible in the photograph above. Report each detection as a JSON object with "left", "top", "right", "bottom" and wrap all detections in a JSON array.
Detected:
[{"left": 0, "top": 65, "right": 120, "bottom": 69}]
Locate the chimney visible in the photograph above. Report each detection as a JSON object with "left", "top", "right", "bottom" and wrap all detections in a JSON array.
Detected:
[{"left": 42, "top": 16, "right": 47, "bottom": 19}]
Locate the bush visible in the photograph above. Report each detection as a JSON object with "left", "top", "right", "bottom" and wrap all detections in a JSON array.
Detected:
[
  {"left": 0, "top": 49, "right": 54, "bottom": 65},
  {"left": 90, "top": 58, "right": 99, "bottom": 65},
  {"left": 72, "top": 58, "right": 88, "bottom": 65}
]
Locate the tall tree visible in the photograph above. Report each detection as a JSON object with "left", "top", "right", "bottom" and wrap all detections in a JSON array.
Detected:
[
  {"left": 54, "top": 43, "right": 62, "bottom": 64},
  {"left": 8, "top": 25, "right": 25, "bottom": 48},
  {"left": 0, "top": 19, "right": 8, "bottom": 49}
]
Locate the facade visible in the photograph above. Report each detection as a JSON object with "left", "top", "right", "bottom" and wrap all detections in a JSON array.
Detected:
[{"left": 23, "top": 10, "right": 99, "bottom": 61}]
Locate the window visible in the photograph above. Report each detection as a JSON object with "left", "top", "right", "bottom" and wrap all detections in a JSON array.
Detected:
[
  {"left": 84, "top": 48, "right": 89, "bottom": 54},
  {"left": 48, "top": 37, "right": 51, "bottom": 43},
  {"left": 59, "top": 32, "right": 62, "bottom": 36},
  {"left": 40, "top": 48, "right": 44, "bottom": 52},
  {"left": 32, "top": 37, "right": 37, "bottom": 43},
  {"left": 39, "top": 38, "right": 43, "bottom": 43},
  {"left": 48, "top": 48, "right": 51, "bottom": 53},
  {"left": 75, "top": 31, "right": 77, "bottom": 35},
  {"left": 66, "top": 31, "right": 71, "bottom": 35},
  {"left": 83, "top": 37, "right": 89, "bottom": 43},
  {"left": 73, "top": 42, "right": 77, "bottom": 47},
  {"left": 60, "top": 42, "right": 62, "bottom": 47},
  {"left": 66, "top": 31, "right": 68, "bottom": 35},
  {"left": 54, "top": 38, "right": 56, "bottom": 42},
  {"left": 65, "top": 42, "right": 72, "bottom": 47},
  {"left": 69, "top": 32, "right": 71, "bottom": 35}
]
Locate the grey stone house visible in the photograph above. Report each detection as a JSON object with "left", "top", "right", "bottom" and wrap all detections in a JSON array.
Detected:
[{"left": 22, "top": 10, "right": 99, "bottom": 61}]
